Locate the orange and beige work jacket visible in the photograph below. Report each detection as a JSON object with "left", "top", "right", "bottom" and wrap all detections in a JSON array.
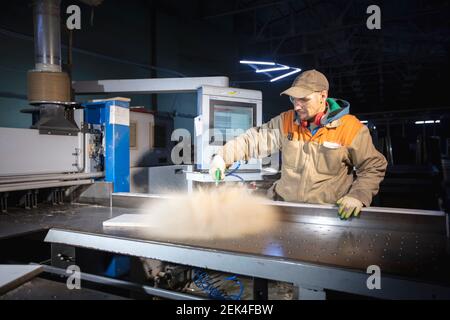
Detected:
[{"left": 218, "top": 99, "right": 387, "bottom": 206}]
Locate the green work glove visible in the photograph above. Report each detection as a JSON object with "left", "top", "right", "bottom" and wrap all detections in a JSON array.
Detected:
[{"left": 337, "top": 196, "right": 363, "bottom": 220}]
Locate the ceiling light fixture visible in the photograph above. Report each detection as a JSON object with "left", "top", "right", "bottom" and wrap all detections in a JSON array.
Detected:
[
  {"left": 239, "top": 60, "right": 276, "bottom": 66},
  {"left": 270, "top": 68, "right": 302, "bottom": 82},
  {"left": 256, "top": 65, "right": 289, "bottom": 73}
]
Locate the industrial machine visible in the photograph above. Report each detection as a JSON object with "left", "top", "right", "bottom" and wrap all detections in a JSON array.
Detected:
[
  {"left": 195, "top": 85, "right": 263, "bottom": 172},
  {"left": 1, "top": 0, "right": 450, "bottom": 301},
  {"left": 0, "top": 0, "right": 110, "bottom": 213},
  {"left": 72, "top": 77, "right": 272, "bottom": 192}
]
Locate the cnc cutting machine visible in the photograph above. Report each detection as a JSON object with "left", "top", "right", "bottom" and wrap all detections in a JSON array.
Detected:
[{"left": 2, "top": 190, "right": 450, "bottom": 300}]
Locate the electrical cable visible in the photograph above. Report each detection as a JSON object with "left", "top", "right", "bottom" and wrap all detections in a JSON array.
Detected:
[
  {"left": 192, "top": 269, "right": 244, "bottom": 300},
  {"left": 225, "top": 162, "right": 244, "bottom": 182}
]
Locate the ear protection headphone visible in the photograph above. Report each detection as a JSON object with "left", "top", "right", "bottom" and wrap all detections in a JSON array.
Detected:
[{"left": 301, "top": 111, "right": 325, "bottom": 127}]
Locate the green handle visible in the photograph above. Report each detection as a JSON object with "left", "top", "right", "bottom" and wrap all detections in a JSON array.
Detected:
[{"left": 215, "top": 168, "right": 221, "bottom": 183}]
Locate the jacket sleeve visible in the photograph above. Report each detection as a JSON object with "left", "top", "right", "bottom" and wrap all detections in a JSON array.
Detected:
[
  {"left": 218, "top": 115, "right": 283, "bottom": 166},
  {"left": 346, "top": 126, "right": 388, "bottom": 206}
]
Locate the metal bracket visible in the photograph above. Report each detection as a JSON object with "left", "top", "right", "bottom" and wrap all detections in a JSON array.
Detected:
[
  {"left": 51, "top": 244, "right": 76, "bottom": 269},
  {"left": 72, "top": 148, "right": 81, "bottom": 168},
  {"left": 0, "top": 192, "right": 8, "bottom": 213},
  {"left": 294, "top": 285, "right": 326, "bottom": 300},
  {"left": 253, "top": 277, "right": 268, "bottom": 300},
  {"left": 21, "top": 190, "right": 38, "bottom": 210},
  {"left": 49, "top": 188, "right": 65, "bottom": 205}
]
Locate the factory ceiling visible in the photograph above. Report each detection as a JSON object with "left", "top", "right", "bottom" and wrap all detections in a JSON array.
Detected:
[
  {"left": 197, "top": 0, "right": 450, "bottom": 113},
  {"left": 1, "top": 0, "right": 449, "bottom": 114}
]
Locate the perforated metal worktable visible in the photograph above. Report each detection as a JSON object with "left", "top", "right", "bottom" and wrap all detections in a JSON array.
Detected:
[{"left": 2, "top": 193, "right": 450, "bottom": 299}]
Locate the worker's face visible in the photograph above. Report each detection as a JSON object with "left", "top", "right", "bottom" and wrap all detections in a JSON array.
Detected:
[{"left": 291, "top": 90, "right": 328, "bottom": 121}]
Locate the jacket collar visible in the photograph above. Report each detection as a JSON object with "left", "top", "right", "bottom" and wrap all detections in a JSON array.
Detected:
[{"left": 294, "top": 98, "right": 351, "bottom": 128}]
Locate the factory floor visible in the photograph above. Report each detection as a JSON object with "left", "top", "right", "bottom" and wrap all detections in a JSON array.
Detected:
[
  {"left": 0, "top": 277, "right": 128, "bottom": 300},
  {"left": 0, "top": 274, "right": 293, "bottom": 300}
]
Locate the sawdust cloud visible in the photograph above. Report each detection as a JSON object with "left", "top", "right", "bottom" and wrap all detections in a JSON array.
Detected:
[{"left": 138, "top": 185, "right": 280, "bottom": 240}]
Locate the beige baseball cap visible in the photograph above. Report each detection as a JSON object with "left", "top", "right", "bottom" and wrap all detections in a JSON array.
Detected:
[{"left": 280, "top": 69, "right": 329, "bottom": 98}]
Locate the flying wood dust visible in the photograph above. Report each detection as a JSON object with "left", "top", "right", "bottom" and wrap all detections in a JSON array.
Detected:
[{"left": 137, "top": 186, "right": 280, "bottom": 240}]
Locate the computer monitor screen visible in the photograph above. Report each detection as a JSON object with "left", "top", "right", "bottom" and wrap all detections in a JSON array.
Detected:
[{"left": 209, "top": 99, "right": 256, "bottom": 145}]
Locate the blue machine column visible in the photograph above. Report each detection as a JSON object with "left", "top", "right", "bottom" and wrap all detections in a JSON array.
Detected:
[{"left": 84, "top": 99, "right": 130, "bottom": 193}]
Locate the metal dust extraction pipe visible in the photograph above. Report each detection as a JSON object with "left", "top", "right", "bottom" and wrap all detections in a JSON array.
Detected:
[
  {"left": 28, "top": 0, "right": 72, "bottom": 106},
  {"left": 33, "top": 0, "right": 62, "bottom": 72},
  {"left": 26, "top": 0, "right": 79, "bottom": 135}
]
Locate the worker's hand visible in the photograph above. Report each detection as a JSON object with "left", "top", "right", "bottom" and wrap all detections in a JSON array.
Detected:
[
  {"left": 209, "top": 154, "right": 226, "bottom": 181},
  {"left": 337, "top": 196, "right": 363, "bottom": 220}
]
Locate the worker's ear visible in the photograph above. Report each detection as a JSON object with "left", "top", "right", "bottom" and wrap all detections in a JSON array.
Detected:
[{"left": 320, "top": 90, "right": 328, "bottom": 100}]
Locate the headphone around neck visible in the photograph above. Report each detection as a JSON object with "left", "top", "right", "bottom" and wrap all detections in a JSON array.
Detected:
[{"left": 301, "top": 111, "right": 325, "bottom": 128}]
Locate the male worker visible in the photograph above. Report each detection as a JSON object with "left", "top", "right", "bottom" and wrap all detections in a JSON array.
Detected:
[{"left": 210, "top": 69, "right": 387, "bottom": 220}]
